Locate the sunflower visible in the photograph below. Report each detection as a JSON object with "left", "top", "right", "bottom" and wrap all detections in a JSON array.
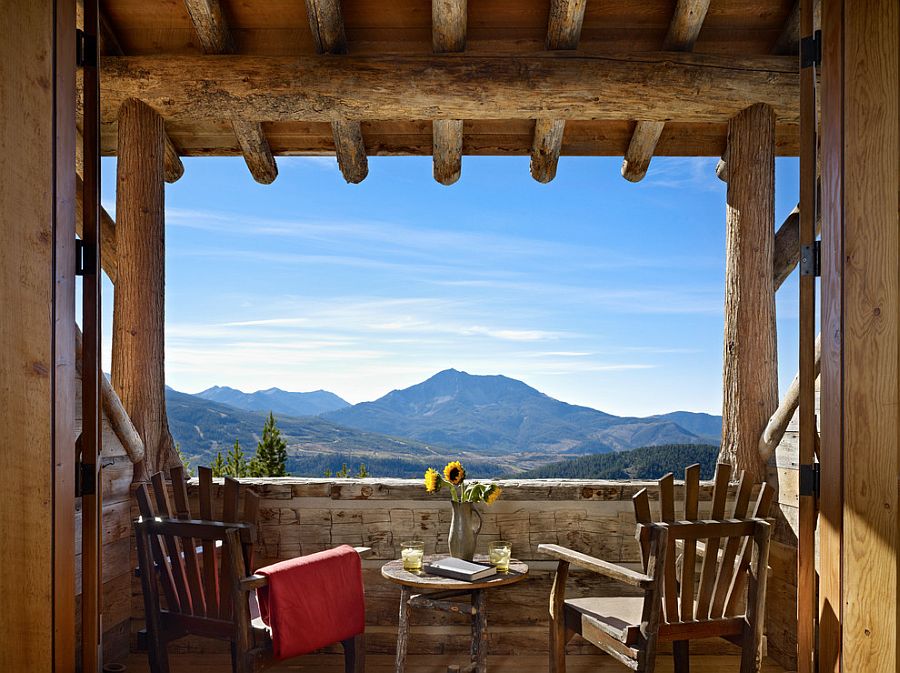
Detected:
[
  {"left": 443, "top": 460, "right": 466, "bottom": 485},
  {"left": 424, "top": 467, "right": 442, "bottom": 493},
  {"left": 485, "top": 485, "right": 503, "bottom": 505}
]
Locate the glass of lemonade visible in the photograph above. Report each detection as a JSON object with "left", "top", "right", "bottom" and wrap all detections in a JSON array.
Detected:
[
  {"left": 401, "top": 540, "right": 425, "bottom": 572},
  {"left": 489, "top": 541, "right": 512, "bottom": 572}
]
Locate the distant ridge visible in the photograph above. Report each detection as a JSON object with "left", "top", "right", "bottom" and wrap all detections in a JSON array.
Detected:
[
  {"left": 324, "top": 368, "right": 721, "bottom": 455},
  {"left": 197, "top": 385, "right": 349, "bottom": 417}
]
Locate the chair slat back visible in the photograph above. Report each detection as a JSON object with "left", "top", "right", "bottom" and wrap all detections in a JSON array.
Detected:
[
  {"left": 135, "top": 468, "right": 259, "bottom": 624},
  {"left": 631, "top": 462, "right": 773, "bottom": 628}
]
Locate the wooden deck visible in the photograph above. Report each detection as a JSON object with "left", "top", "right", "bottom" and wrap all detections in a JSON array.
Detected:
[{"left": 125, "top": 652, "right": 792, "bottom": 673}]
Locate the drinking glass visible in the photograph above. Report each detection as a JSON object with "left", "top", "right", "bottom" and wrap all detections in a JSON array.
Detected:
[
  {"left": 401, "top": 540, "right": 425, "bottom": 572},
  {"left": 489, "top": 541, "right": 512, "bottom": 572}
]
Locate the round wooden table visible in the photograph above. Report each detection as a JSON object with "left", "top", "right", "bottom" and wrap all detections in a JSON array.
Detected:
[{"left": 381, "top": 556, "right": 528, "bottom": 673}]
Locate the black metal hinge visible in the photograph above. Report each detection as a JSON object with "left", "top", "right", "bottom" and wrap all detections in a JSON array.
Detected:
[
  {"left": 76, "top": 29, "right": 98, "bottom": 68},
  {"left": 800, "top": 240, "right": 821, "bottom": 277},
  {"left": 799, "top": 463, "right": 820, "bottom": 498},
  {"left": 75, "top": 238, "right": 96, "bottom": 276},
  {"left": 77, "top": 460, "right": 97, "bottom": 497},
  {"left": 801, "top": 30, "right": 822, "bottom": 69}
]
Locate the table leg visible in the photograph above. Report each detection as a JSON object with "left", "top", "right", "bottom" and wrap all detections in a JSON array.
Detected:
[
  {"left": 470, "top": 590, "right": 487, "bottom": 673},
  {"left": 395, "top": 585, "right": 411, "bottom": 673}
]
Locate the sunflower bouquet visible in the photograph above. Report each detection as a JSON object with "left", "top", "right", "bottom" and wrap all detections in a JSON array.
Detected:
[{"left": 424, "top": 460, "right": 503, "bottom": 504}]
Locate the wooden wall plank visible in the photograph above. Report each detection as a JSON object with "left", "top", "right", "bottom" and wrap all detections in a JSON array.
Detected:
[{"left": 0, "top": 1, "right": 76, "bottom": 671}]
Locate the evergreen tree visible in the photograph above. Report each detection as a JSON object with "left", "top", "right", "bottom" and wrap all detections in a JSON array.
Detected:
[
  {"left": 255, "top": 412, "right": 288, "bottom": 477},
  {"left": 175, "top": 442, "right": 194, "bottom": 477},
  {"left": 225, "top": 439, "right": 249, "bottom": 477},
  {"left": 210, "top": 450, "right": 227, "bottom": 478}
]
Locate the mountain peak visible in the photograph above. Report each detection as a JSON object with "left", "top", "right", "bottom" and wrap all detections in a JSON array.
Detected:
[{"left": 196, "top": 385, "right": 349, "bottom": 416}]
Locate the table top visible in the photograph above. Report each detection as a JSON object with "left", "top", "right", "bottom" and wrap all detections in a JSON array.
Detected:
[{"left": 381, "top": 555, "right": 528, "bottom": 590}]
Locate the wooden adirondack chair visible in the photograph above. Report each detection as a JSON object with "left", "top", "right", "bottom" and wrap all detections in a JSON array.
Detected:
[
  {"left": 134, "top": 465, "right": 365, "bottom": 673},
  {"left": 540, "top": 462, "right": 774, "bottom": 673}
]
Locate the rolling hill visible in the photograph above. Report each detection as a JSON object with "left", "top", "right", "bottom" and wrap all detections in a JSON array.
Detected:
[
  {"left": 196, "top": 385, "right": 349, "bottom": 416},
  {"left": 323, "top": 369, "right": 720, "bottom": 455}
]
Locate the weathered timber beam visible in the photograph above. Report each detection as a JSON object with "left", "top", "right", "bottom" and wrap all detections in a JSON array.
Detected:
[
  {"left": 719, "top": 103, "right": 778, "bottom": 482},
  {"left": 332, "top": 120, "right": 368, "bottom": 184},
  {"left": 183, "top": 0, "right": 235, "bottom": 54},
  {"left": 76, "top": 0, "right": 185, "bottom": 183},
  {"left": 530, "top": 119, "right": 566, "bottom": 183},
  {"left": 183, "top": 0, "right": 277, "bottom": 183},
  {"left": 621, "top": 0, "right": 711, "bottom": 182},
  {"left": 231, "top": 121, "right": 278, "bottom": 184},
  {"left": 97, "top": 53, "right": 801, "bottom": 124},
  {"left": 75, "top": 325, "right": 145, "bottom": 464},
  {"left": 432, "top": 0, "right": 467, "bottom": 185},
  {"left": 305, "top": 0, "right": 369, "bottom": 183},
  {"left": 529, "top": 0, "right": 586, "bottom": 183},
  {"left": 433, "top": 120, "right": 464, "bottom": 185},
  {"left": 759, "top": 333, "right": 821, "bottom": 459},
  {"left": 75, "top": 175, "right": 118, "bottom": 283}
]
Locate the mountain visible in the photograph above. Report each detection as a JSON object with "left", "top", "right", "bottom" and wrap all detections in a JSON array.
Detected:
[
  {"left": 196, "top": 385, "right": 349, "bottom": 416},
  {"left": 515, "top": 444, "right": 720, "bottom": 480},
  {"left": 323, "top": 369, "right": 719, "bottom": 455},
  {"left": 165, "top": 387, "right": 511, "bottom": 478},
  {"left": 648, "top": 411, "right": 721, "bottom": 442}
]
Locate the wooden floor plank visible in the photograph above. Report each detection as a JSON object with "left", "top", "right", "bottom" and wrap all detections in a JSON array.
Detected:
[{"left": 125, "top": 653, "right": 790, "bottom": 673}]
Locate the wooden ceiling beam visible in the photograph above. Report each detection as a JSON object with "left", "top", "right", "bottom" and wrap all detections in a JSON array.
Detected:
[
  {"left": 772, "top": 1, "right": 800, "bottom": 55},
  {"left": 306, "top": 0, "right": 368, "bottom": 183},
  {"left": 432, "top": 0, "right": 467, "bottom": 185},
  {"left": 530, "top": 0, "right": 586, "bottom": 183},
  {"left": 98, "top": 53, "right": 800, "bottom": 124},
  {"left": 183, "top": 0, "right": 277, "bottom": 184},
  {"left": 76, "top": 0, "right": 185, "bottom": 183},
  {"left": 621, "top": 0, "right": 711, "bottom": 182}
]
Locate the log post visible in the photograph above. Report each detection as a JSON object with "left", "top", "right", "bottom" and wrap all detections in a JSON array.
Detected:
[
  {"left": 719, "top": 103, "right": 778, "bottom": 481},
  {"left": 111, "top": 98, "right": 178, "bottom": 480}
]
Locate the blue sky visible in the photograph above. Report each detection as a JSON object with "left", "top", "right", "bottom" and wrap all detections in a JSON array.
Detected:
[{"left": 96, "top": 153, "right": 800, "bottom": 417}]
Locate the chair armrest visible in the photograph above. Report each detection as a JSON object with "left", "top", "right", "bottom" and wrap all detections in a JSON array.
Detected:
[
  {"left": 239, "top": 574, "right": 268, "bottom": 592},
  {"left": 538, "top": 544, "right": 654, "bottom": 589}
]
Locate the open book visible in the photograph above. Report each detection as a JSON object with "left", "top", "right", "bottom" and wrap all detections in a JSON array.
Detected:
[{"left": 424, "top": 557, "right": 497, "bottom": 582}]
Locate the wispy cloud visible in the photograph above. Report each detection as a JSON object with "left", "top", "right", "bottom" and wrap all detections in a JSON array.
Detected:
[{"left": 644, "top": 157, "right": 724, "bottom": 192}]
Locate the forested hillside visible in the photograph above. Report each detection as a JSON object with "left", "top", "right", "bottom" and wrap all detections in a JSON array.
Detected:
[{"left": 515, "top": 444, "right": 720, "bottom": 480}]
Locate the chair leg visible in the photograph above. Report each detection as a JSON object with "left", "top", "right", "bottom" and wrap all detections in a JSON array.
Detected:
[
  {"left": 739, "top": 626, "right": 763, "bottom": 673},
  {"left": 146, "top": 630, "right": 170, "bottom": 673},
  {"left": 549, "top": 618, "right": 570, "bottom": 673},
  {"left": 673, "top": 640, "right": 689, "bottom": 673},
  {"left": 343, "top": 632, "right": 366, "bottom": 673}
]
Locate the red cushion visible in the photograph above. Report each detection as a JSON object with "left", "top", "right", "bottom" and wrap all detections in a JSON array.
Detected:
[{"left": 255, "top": 545, "right": 365, "bottom": 660}]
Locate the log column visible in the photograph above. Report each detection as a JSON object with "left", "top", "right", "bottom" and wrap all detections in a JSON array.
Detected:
[
  {"left": 112, "top": 98, "right": 176, "bottom": 480},
  {"left": 719, "top": 103, "right": 777, "bottom": 481}
]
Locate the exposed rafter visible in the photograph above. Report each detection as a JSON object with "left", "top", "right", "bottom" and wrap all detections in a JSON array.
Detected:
[
  {"left": 306, "top": 0, "right": 369, "bottom": 183},
  {"left": 772, "top": 1, "right": 800, "bottom": 55},
  {"left": 76, "top": 0, "right": 185, "bottom": 183},
  {"left": 183, "top": 0, "right": 277, "bottom": 184},
  {"left": 98, "top": 53, "right": 800, "bottom": 124},
  {"left": 621, "top": 0, "right": 711, "bottom": 182},
  {"left": 432, "top": 0, "right": 467, "bottom": 185},
  {"left": 529, "top": 0, "right": 586, "bottom": 183}
]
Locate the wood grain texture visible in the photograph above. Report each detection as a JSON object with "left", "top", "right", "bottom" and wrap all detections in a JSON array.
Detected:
[
  {"left": 621, "top": 121, "right": 665, "bottom": 183},
  {"left": 183, "top": 0, "right": 235, "bottom": 54},
  {"left": 333, "top": 120, "right": 369, "bottom": 184},
  {"left": 837, "top": 2, "right": 900, "bottom": 673},
  {"left": 75, "top": 174, "right": 118, "bottom": 282},
  {"left": 431, "top": 0, "right": 466, "bottom": 184},
  {"left": 662, "top": 0, "right": 712, "bottom": 51},
  {"left": 305, "top": 0, "right": 348, "bottom": 54},
  {"left": 529, "top": 0, "right": 585, "bottom": 182},
  {"left": 0, "top": 1, "right": 75, "bottom": 669},
  {"left": 817, "top": 0, "right": 844, "bottom": 670},
  {"left": 620, "top": 0, "right": 710, "bottom": 182},
  {"left": 97, "top": 53, "right": 801, "bottom": 125},
  {"left": 529, "top": 119, "right": 566, "bottom": 183},
  {"left": 719, "top": 104, "right": 778, "bottom": 482},
  {"left": 232, "top": 121, "right": 278, "bottom": 184},
  {"left": 112, "top": 99, "right": 178, "bottom": 480},
  {"left": 432, "top": 120, "right": 464, "bottom": 185}
]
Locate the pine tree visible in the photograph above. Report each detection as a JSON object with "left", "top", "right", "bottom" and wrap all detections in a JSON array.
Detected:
[
  {"left": 255, "top": 412, "right": 288, "bottom": 477},
  {"left": 225, "top": 439, "right": 249, "bottom": 477},
  {"left": 175, "top": 442, "right": 194, "bottom": 477},
  {"left": 210, "top": 451, "right": 227, "bottom": 478}
]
